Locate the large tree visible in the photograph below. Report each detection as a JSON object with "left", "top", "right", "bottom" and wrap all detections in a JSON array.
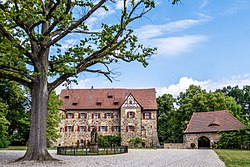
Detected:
[
  {"left": 0, "top": 0, "right": 178, "bottom": 160},
  {"left": 0, "top": 0, "right": 179, "bottom": 161}
]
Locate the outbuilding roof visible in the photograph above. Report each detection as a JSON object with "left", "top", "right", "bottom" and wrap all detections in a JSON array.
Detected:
[
  {"left": 184, "top": 110, "right": 244, "bottom": 134},
  {"left": 60, "top": 88, "right": 157, "bottom": 110}
]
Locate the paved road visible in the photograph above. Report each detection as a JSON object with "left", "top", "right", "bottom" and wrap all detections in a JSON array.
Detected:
[{"left": 0, "top": 149, "right": 225, "bottom": 167}]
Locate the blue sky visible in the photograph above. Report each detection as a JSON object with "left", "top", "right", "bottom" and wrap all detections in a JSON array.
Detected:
[{"left": 56, "top": 0, "right": 250, "bottom": 96}]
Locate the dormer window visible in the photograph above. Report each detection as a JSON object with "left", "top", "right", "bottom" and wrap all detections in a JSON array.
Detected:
[
  {"left": 113, "top": 98, "right": 120, "bottom": 105},
  {"left": 107, "top": 92, "right": 113, "bottom": 98},
  {"left": 96, "top": 99, "right": 103, "bottom": 105},
  {"left": 72, "top": 102, "right": 78, "bottom": 106},
  {"left": 64, "top": 96, "right": 69, "bottom": 99}
]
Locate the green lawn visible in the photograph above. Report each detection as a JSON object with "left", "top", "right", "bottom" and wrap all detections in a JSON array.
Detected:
[
  {"left": 215, "top": 149, "right": 250, "bottom": 167},
  {"left": 0, "top": 146, "right": 56, "bottom": 150},
  {"left": 0, "top": 146, "right": 27, "bottom": 150}
]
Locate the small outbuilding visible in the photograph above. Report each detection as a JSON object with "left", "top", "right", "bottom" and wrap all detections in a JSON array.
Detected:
[{"left": 183, "top": 110, "right": 245, "bottom": 149}]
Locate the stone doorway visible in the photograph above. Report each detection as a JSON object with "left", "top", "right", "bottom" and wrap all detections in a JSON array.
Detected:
[{"left": 198, "top": 136, "right": 210, "bottom": 149}]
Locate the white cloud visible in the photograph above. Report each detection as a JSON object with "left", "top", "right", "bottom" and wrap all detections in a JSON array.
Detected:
[
  {"left": 55, "top": 79, "right": 91, "bottom": 94},
  {"left": 156, "top": 74, "right": 250, "bottom": 97},
  {"left": 152, "top": 35, "right": 208, "bottom": 56},
  {"left": 61, "top": 39, "right": 77, "bottom": 50},
  {"left": 135, "top": 15, "right": 211, "bottom": 41}
]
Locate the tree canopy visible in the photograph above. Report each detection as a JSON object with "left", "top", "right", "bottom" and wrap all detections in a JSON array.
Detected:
[{"left": 157, "top": 85, "right": 244, "bottom": 144}]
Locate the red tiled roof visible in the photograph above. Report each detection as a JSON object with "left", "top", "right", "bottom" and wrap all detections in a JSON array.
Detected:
[
  {"left": 184, "top": 110, "right": 244, "bottom": 134},
  {"left": 60, "top": 88, "right": 157, "bottom": 110}
]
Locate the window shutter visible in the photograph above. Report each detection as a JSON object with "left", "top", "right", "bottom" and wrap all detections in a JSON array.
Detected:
[
  {"left": 77, "top": 126, "right": 80, "bottom": 131},
  {"left": 84, "top": 126, "right": 87, "bottom": 132},
  {"left": 111, "top": 126, "right": 114, "bottom": 132},
  {"left": 143, "top": 113, "right": 145, "bottom": 119},
  {"left": 66, "top": 113, "right": 68, "bottom": 119},
  {"left": 105, "top": 126, "right": 108, "bottom": 132},
  {"left": 111, "top": 113, "right": 114, "bottom": 118},
  {"left": 88, "top": 126, "right": 91, "bottom": 132},
  {"left": 133, "top": 112, "right": 135, "bottom": 118},
  {"left": 65, "top": 126, "right": 67, "bottom": 132},
  {"left": 84, "top": 140, "right": 86, "bottom": 146},
  {"left": 72, "top": 113, "right": 74, "bottom": 118},
  {"left": 78, "top": 113, "right": 80, "bottom": 119},
  {"left": 92, "top": 113, "right": 94, "bottom": 119},
  {"left": 127, "top": 112, "right": 129, "bottom": 118},
  {"left": 84, "top": 113, "right": 87, "bottom": 119},
  {"left": 98, "top": 126, "right": 100, "bottom": 131},
  {"left": 132, "top": 126, "right": 135, "bottom": 132},
  {"left": 98, "top": 113, "right": 100, "bottom": 118},
  {"left": 104, "top": 113, "right": 107, "bottom": 118},
  {"left": 72, "top": 126, "right": 74, "bottom": 132},
  {"left": 149, "top": 112, "right": 152, "bottom": 119},
  {"left": 126, "top": 126, "right": 128, "bottom": 132}
]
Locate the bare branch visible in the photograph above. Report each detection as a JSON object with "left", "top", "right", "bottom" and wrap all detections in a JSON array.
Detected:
[
  {"left": 85, "top": 69, "right": 112, "bottom": 82},
  {"left": 46, "top": 0, "right": 106, "bottom": 47},
  {"left": 70, "top": 30, "right": 101, "bottom": 35}
]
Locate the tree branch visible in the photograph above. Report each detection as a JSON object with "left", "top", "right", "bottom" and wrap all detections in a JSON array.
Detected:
[
  {"left": 0, "top": 72, "right": 32, "bottom": 89},
  {"left": 42, "top": 0, "right": 72, "bottom": 37},
  {"left": 46, "top": 0, "right": 106, "bottom": 47},
  {"left": 0, "top": 24, "right": 34, "bottom": 62}
]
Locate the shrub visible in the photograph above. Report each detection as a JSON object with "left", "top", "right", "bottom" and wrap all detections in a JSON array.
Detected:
[
  {"left": 190, "top": 143, "right": 196, "bottom": 149},
  {"left": 98, "top": 135, "right": 121, "bottom": 147},
  {"left": 218, "top": 127, "right": 250, "bottom": 149}
]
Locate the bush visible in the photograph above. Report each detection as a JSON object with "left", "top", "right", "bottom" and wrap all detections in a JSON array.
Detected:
[
  {"left": 218, "top": 127, "right": 250, "bottom": 149},
  {"left": 98, "top": 135, "right": 121, "bottom": 147},
  {"left": 190, "top": 143, "right": 196, "bottom": 149},
  {"left": 129, "top": 137, "right": 144, "bottom": 148}
]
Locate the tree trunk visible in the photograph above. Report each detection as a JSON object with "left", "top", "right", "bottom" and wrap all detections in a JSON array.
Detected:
[{"left": 18, "top": 75, "right": 55, "bottom": 161}]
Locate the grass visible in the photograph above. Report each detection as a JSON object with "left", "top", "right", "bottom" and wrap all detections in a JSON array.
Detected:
[
  {"left": 0, "top": 146, "right": 27, "bottom": 150},
  {"left": 215, "top": 149, "right": 250, "bottom": 167},
  {"left": 0, "top": 146, "right": 56, "bottom": 150}
]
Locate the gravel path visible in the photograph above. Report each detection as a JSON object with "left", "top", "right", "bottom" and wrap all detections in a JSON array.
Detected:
[{"left": 0, "top": 149, "right": 225, "bottom": 167}]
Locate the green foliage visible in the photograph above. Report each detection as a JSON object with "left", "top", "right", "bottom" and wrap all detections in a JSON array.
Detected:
[
  {"left": 217, "top": 86, "right": 250, "bottom": 122},
  {"left": 129, "top": 137, "right": 144, "bottom": 148},
  {"left": 98, "top": 135, "right": 122, "bottom": 147},
  {"left": 0, "top": 100, "right": 10, "bottom": 148},
  {"left": 157, "top": 85, "right": 244, "bottom": 144},
  {"left": 218, "top": 127, "right": 250, "bottom": 149},
  {"left": 46, "top": 91, "right": 63, "bottom": 147},
  {"left": 0, "top": 79, "right": 28, "bottom": 146}
]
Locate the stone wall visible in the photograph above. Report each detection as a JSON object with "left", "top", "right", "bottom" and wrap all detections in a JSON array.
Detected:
[
  {"left": 164, "top": 143, "right": 184, "bottom": 149},
  {"left": 183, "top": 132, "right": 221, "bottom": 149}
]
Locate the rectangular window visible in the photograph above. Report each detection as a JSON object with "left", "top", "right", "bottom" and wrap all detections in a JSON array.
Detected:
[
  {"left": 68, "top": 113, "right": 73, "bottom": 119},
  {"left": 128, "top": 126, "right": 134, "bottom": 132},
  {"left": 114, "top": 126, "right": 119, "bottom": 132},
  {"left": 127, "top": 112, "right": 135, "bottom": 118},
  {"left": 80, "top": 113, "right": 86, "bottom": 119},
  {"left": 144, "top": 112, "right": 150, "bottom": 119},
  {"left": 94, "top": 113, "right": 99, "bottom": 119},
  {"left": 68, "top": 126, "right": 72, "bottom": 132},
  {"left": 79, "top": 126, "right": 84, "bottom": 132},
  {"left": 107, "top": 113, "right": 112, "bottom": 118},
  {"left": 100, "top": 126, "right": 107, "bottom": 132}
]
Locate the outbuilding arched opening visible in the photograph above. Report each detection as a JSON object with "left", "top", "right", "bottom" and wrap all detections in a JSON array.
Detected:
[{"left": 198, "top": 136, "right": 210, "bottom": 149}]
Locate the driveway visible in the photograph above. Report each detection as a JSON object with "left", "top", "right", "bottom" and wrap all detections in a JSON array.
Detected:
[{"left": 0, "top": 149, "right": 225, "bottom": 167}]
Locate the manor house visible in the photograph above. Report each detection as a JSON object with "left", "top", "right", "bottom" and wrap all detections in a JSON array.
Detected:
[{"left": 57, "top": 88, "right": 159, "bottom": 147}]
